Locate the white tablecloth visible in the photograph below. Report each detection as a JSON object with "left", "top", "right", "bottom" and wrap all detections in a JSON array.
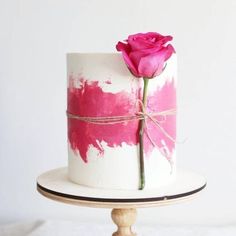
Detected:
[{"left": 0, "top": 220, "right": 236, "bottom": 236}]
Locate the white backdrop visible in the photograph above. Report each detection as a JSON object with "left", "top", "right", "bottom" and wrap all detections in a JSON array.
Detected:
[{"left": 0, "top": 0, "right": 236, "bottom": 225}]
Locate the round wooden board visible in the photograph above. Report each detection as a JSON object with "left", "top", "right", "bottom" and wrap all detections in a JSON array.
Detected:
[{"left": 37, "top": 167, "right": 206, "bottom": 208}]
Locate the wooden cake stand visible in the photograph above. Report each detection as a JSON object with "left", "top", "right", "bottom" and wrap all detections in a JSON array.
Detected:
[{"left": 37, "top": 167, "right": 206, "bottom": 236}]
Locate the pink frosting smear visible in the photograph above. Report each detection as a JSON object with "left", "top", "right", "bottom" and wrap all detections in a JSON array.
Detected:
[{"left": 67, "top": 77, "right": 176, "bottom": 163}]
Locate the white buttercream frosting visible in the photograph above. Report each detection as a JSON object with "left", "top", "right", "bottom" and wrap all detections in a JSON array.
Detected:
[{"left": 67, "top": 53, "right": 177, "bottom": 190}]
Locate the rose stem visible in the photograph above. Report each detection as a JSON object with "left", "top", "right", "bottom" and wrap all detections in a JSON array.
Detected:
[{"left": 139, "top": 78, "right": 149, "bottom": 190}]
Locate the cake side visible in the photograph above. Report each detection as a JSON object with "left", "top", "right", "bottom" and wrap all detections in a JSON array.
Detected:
[{"left": 67, "top": 53, "right": 177, "bottom": 190}]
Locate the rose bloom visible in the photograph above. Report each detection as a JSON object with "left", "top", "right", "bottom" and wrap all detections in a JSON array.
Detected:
[{"left": 116, "top": 32, "right": 175, "bottom": 78}]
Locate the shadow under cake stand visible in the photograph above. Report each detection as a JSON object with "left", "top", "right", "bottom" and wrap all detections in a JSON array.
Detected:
[{"left": 37, "top": 167, "right": 206, "bottom": 236}]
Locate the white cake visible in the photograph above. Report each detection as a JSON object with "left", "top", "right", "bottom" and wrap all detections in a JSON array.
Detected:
[{"left": 67, "top": 53, "right": 177, "bottom": 190}]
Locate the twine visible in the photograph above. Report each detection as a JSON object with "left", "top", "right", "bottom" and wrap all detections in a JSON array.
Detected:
[{"left": 66, "top": 107, "right": 176, "bottom": 127}]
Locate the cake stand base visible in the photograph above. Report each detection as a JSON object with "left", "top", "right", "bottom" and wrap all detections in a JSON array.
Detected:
[
  {"left": 37, "top": 167, "right": 206, "bottom": 236},
  {"left": 111, "top": 208, "right": 137, "bottom": 236}
]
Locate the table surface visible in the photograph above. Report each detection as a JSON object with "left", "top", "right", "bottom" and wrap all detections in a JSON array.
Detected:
[
  {"left": 37, "top": 167, "right": 206, "bottom": 208},
  {"left": 2, "top": 220, "right": 236, "bottom": 236}
]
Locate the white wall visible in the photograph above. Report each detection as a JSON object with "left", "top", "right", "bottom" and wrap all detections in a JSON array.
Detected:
[{"left": 0, "top": 0, "right": 236, "bottom": 225}]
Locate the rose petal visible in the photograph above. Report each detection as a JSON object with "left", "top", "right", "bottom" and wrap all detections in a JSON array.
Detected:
[
  {"left": 128, "top": 32, "right": 163, "bottom": 41},
  {"left": 128, "top": 33, "right": 161, "bottom": 50},
  {"left": 129, "top": 38, "right": 155, "bottom": 51},
  {"left": 128, "top": 32, "right": 173, "bottom": 51},
  {"left": 163, "top": 44, "right": 176, "bottom": 60},
  {"left": 138, "top": 44, "right": 175, "bottom": 78},
  {"left": 138, "top": 52, "right": 166, "bottom": 78},
  {"left": 116, "top": 41, "right": 140, "bottom": 77},
  {"left": 129, "top": 50, "right": 148, "bottom": 68},
  {"left": 116, "top": 41, "right": 128, "bottom": 52},
  {"left": 129, "top": 47, "right": 163, "bottom": 68},
  {"left": 155, "top": 35, "right": 173, "bottom": 47},
  {"left": 128, "top": 33, "right": 161, "bottom": 51}
]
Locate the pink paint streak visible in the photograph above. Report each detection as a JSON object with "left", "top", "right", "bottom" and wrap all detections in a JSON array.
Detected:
[
  {"left": 104, "top": 79, "right": 112, "bottom": 84},
  {"left": 67, "top": 77, "right": 176, "bottom": 163},
  {"left": 144, "top": 78, "right": 176, "bottom": 157},
  {"left": 67, "top": 78, "right": 139, "bottom": 163}
]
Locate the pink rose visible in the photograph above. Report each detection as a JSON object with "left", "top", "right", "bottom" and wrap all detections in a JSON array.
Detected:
[{"left": 116, "top": 32, "right": 175, "bottom": 78}]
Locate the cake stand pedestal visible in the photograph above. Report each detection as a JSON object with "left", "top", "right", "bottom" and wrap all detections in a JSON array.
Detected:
[{"left": 37, "top": 167, "right": 206, "bottom": 236}]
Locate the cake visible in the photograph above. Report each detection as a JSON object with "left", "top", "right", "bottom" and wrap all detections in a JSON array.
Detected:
[{"left": 67, "top": 33, "right": 177, "bottom": 190}]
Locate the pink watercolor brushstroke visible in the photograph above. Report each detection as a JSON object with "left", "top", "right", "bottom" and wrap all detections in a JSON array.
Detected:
[
  {"left": 67, "top": 78, "right": 139, "bottom": 163},
  {"left": 144, "top": 78, "right": 176, "bottom": 158},
  {"left": 67, "top": 77, "right": 176, "bottom": 163},
  {"left": 104, "top": 79, "right": 112, "bottom": 84}
]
